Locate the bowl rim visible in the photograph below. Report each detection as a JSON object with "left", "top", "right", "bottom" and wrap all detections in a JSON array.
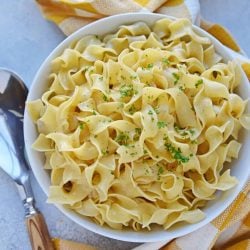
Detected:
[{"left": 24, "top": 12, "right": 250, "bottom": 243}]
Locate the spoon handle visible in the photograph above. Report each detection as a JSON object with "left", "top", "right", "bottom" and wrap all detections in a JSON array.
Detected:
[{"left": 26, "top": 212, "right": 54, "bottom": 250}]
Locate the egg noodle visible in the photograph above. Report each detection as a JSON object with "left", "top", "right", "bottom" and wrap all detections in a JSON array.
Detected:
[{"left": 28, "top": 18, "right": 250, "bottom": 231}]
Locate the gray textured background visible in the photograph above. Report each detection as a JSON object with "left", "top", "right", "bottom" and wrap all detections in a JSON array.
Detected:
[{"left": 0, "top": 1, "right": 249, "bottom": 249}]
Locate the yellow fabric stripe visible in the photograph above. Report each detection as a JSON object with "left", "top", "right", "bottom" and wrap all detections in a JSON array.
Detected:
[
  {"left": 133, "top": 0, "right": 150, "bottom": 7},
  {"left": 65, "top": 3, "right": 98, "bottom": 14},
  {"left": 212, "top": 192, "right": 246, "bottom": 231},
  {"left": 163, "top": 0, "right": 184, "bottom": 7},
  {"left": 52, "top": 238, "right": 97, "bottom": 250},
  {"left": 241, "top": 63, "right": 250, "bottom": 81},
  {"left": 225, "top": 239, "right": 250, "bottom": 250},
  {"left": 36, "top": 0, "right": 99, "bottom": 24},
  {"left": 206, "top": 24, "right": 241, "bottom": 52},
  {"left": 243, "top": 212, "right": 250, "bottom": 227}
]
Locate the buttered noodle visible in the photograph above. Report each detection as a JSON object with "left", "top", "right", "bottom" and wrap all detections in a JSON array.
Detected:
[{"left": 28, "top": 18, "right": 250, "bottom": 230}]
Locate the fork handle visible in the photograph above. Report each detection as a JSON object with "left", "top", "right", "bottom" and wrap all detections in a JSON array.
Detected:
[{"left": 26, "top": 213, "right": 54, "bottom": 250}]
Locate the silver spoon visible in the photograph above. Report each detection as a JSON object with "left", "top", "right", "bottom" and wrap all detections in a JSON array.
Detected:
[{"left": 0, "top": 68, "right": 54, "bottom": 250}]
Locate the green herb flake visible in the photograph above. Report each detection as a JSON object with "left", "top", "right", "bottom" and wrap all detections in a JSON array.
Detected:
[
  {"left": 179, "top": 85, "right": 185, "bottom": 92},
  {"left": 148, "top": 110, "right": 153, "bottom": 115},
  {"left": 92, "top": 110, "right": 97, "bottom": 115},
  {"left": 130, "top": 152, "right": 138, "bottom": 156},
  {"left": 115, "top": 132, "right": 130, "bottom": 146},
  {"left": 121, "top": 75, "right": 126, "bottom": 80},
  {"left": 180, "top": 131, "right": 188, "bottom": 137},
  {"left": 101, "top": 149, "right": 109, "bottom": 156},
  {"left": 83, "top": 66, "right": 89, "bottom": 73},
  {"left": 135, "top": 127, "right": 142, "bottom": 135},
  {"left": 119, "top": 84, "right": 135, "bottom": 98},
  {"left": 191, "top": 140, "right": 198, "bottom": 144},
  {"left": 157, "top": 121, "right": 167, "bottom": 129},
  {"left": 130, "top": 75, "right": 137, "bottom": 80},
  {"left": 157, "top": 166, "right": 164, "bottom": 179},
  {"left": 79, "top": 123, "right": 84, "bottom": 130},
  {"left": 153, "top": 106, "right": 160, "bottom": 114},
  {"left": 172, "top": 73, "right": 180, "bottom": 85},
  {"left": 174, "top": 123, "right": 181, "bottom": 132},
  {"left": 102, "top": 94, "right": 109, "bottom": 102},
  {"left": 164, "top": 137, "right": 190, "bottom": 164},
  {"left": 189, "top": 129, "right": 195, "bottom": 136},
  {"left": 147, "top": 63, "right": 154, "bottom": 69},
  {"left": 162, "top": 58, "right": 170, "bottom": 65},
  {"left": 99, "top": 76, "right": 103, "bottom": 81},
  {"left": 195, "top": 79, "right": 203, "bottom": 88},
  {"left": 134, "top": 128, "right": 141, "bottom": 141},
  {"left": 128, "top": 105, "right": 136, "bottom": 115}
]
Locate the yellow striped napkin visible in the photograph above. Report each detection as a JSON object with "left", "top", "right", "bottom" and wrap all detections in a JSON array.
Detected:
[{"left": 35, "top": 1, "right": 250, "bottom": 249}]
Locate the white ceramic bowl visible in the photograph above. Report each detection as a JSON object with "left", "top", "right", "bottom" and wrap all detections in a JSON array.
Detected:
[{"left": 24, "top": 13, "right": 250, "bottom": 242}]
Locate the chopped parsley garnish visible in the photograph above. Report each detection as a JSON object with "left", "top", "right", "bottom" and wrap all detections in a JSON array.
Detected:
[
  {"left": 180, "top": 131, "right": 188, "bottom": 137},
  {"left": 172, "top": 73, "right": 180, "bottom": 85},
  {"left": 92, "top": 110, "right": 97, "bottom": 115},
  {"left": 99, "top": 76, "right": 103, "bottom": 81},
  {"left": 135, "top": 127, "right": 142, "bottom": 135},
  {"left": 147, "top": 63, "right": 154, "bottom": 69},
  {"left": 130, "top": 75, "right": 137, "bottom": 80},
  {"left": 83, "top": 66, "right": 89, "bottom": 73},
  {"left": 101, "top": 149, "right": 109, "bottom": 155},
  {"left": 174, "top": 123, "right": 181, "bottom": 132},
  {"left": 153, "top": 106, "right": 160, "bottom": 114},
  {"left": 121, "top": 75, "right": 126, "bottom": 80},
  {"left": 162, "top": 58, "right": 170, "bottom": 65},
  {"left": 79, "top": 123, "right": 84, "bottom": 130},
  {"left": 130, "top": 152, "right": 138, "bottom": 156},
  {"left": 148, "top": 110, "right": 154, "bottom": 115},
  {"left": 195, "top": 79, "right": 203, "bottom": 88},
  {"left": 189, "top": 129, "right": 195, "bottom": 136},
  {"left": 115, "top": 132, "right": 130, "bottom": 146},
  {"left": 157, "top": 166, "right": 164, "bottom": 180},
  {"left": 157, "top": 121, "right": 167, "bottom": 129},
  {"left": 134, "top": 128, "right": 141, "bottom": 141},
  {"left": 119, "top": 84, "right": 136, "bottom": 98},
  {"left": 128, "top": 105, "right": 136, "bottom": 115},
  {"left": 164, "top": 137, "right": 190, "bottom": 164},
  {"left": 102, "top": 94, "right": 109, "bottom": 102},
  {"left": 179, "top": 85, "right": 185, "bottom": 92},
  {"left": 175, "top": 125, "right": 195, "bottom": 137},
  {"left": 191, "top": 139, "right": 198, "bottom": 144}
]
